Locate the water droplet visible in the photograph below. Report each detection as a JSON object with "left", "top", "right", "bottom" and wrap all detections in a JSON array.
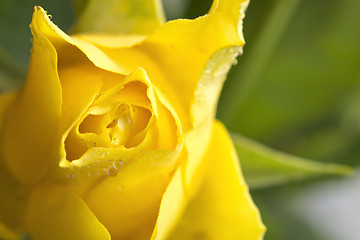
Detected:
[
  {"left": 197, "top": 96, "right": 206, "bottom": 102},
  {"left": 112, "top": 138, "right": 120, "bottom": 145},
  {"left": 107, "top": 167, "right": 119, "bottom": 177},
  {"left": 117, "top": 118, "right": 126, "bottom": 130},
  {"left": 113, "top": 159, "right": 124, "bottom": 169},
  {"left": 213, "top": 64, "right": 230, "bottom": 78},
  {"left": 102, "top": 151, "right": 109, "bottom": 158}
]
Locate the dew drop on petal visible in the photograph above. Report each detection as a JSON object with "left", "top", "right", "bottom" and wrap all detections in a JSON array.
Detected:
[
  {"left": 117, "top": 118, "right": 126, "bottom": 131},
  {"left": 102, "top": 151, "right": 109, "bottom": 158},
  {"left": 213, "top": 63, "right": 230, "bottom": 78},
  {"left": 107, "top": 167, "right": 119, "bottom": 177},
  {"left": 113, "top": 159, "right": 124, "bottom": 169},
  {"left": 112, "top": 138, "right": 120, "bottom": 145}
]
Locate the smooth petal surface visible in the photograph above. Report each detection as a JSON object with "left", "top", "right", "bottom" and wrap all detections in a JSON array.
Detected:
[
  {"left": 2, "top": 7, "right": 62, "bottom": 185},
  {"left": 167, "top": 121, "right": 265, "bottom": 240},
  {"left": 153, "top": 121, "right": 265, "bottom": 240},
  {"left": 59, "top": 63, "right": 103, "bottom": 135},
  {"left": 72, "top": 0, "right": 165, "bottom": 34},
  {"left": 0, "top": 159, "right": 27, "bottom": 233},
  {"left": 0, "top": 93, "right": 27, "bottom": 233},
  {"left": 25, "top": 186, "right": 111, "bottom": 240},
  {"left": 151, "top": 121, "right": 213, "bottom": 240}
]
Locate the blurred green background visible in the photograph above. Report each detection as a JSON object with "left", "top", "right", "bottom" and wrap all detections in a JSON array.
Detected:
[{"left": 1, "top": 0, "right": 359, "bottom": 239}]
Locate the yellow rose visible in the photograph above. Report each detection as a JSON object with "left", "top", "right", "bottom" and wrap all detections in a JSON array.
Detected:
[{"left": 0, "top": 1, "right": 265, "bottom": 240}]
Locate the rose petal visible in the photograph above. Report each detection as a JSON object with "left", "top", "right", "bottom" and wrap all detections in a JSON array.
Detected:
[
  {"left": 2, "top": 8, "right": 62, "bottom": 185},
  {"left": 72, "top": 0, "right": 165, "bottom": 35},
  {"left": 84, "top": 147, "right": 182, "bottom": 240},
  {"left": 25, "top": 186, "right": 111, "bottom": 240},
  {"left": 154, "top": 120, "right": 265, "bottom": 239}
]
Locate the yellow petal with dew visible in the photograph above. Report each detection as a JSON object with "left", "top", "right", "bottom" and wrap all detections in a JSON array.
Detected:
[
  {"left": 167, "top": 120, "right": 265, "bottom": 240},
  {"left": 2, "top": 8, "right": 62, "bottom": 185},
  {"left": 25, "top": 186, "right": 111, "bottom": 240},
  {"left": 46, "top": 68, "right": 181, "bottom": 199},
  {"left": 81, "top": 72, "right": 182, "bottom": 238},
  {"left": 72, "top": 0, "right": 165, "bottom": 35},
  {"left": 73, "top": 3, "right": 248, "bottom": 130},
  {"left": 191, "top": 46, "right": 240, "bottom": 128},
  {"left": 139, "top": 12, "right": 244, "bottom": 129},
  {"left": 84, "top": 147, "right": 182, "bottom": 240}
]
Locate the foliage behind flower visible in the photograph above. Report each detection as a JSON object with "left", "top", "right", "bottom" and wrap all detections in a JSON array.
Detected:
[{"left": 0, "top": 0, "right": 265, "bottom": 239}]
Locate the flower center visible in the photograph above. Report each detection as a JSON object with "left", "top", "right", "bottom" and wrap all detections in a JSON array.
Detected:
[
  {"left": 65, "top": 102, "right": 152, "bottom": 161},
  {"left": 106, "top": 104, "right": 132, "bottom": 146}
]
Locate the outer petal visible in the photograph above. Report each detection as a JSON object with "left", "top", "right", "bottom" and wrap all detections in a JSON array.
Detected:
[
  {"left": 209, "top": 0, "right": 249, "bottom": 39},
  {"left": 25, "top": 186, "right": 111, "bottom": 240},
  {"left": 191, "top": 46, "right": 240, "bottom": 128},
  {"left": 168, "top": 121, "right": 265, "bottom": 239},
  {"left": 154, "top": 121, "right": 265, "bottom": 240},
  {"left": 84, "top": 147, "right": 182, "bottom": 240},
  {"left": 0, "top": 159, "right": 27, "bottom": 234},
  {"left": 72, "top": 0, "right": 249, "bottom": 130},
  {"left": 2, "top": 7, "right": 62, "bottom": 185},
  {"left": 72, "top": 0, "right": 165, "bottom": 34},
  {"left": 0, "top": 93, "right": 27, "bottom": 234}
]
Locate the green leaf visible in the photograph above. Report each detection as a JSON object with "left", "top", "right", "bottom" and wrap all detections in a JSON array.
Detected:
[
  {"left": 218, "top": 0, "right": 360, "bottom": 149},
  {"left": 0, "top": 0, "right": 75, "bottom": 92},
  {"left": 231, "top": 132, "right": 353, "bottom": 189},
  {"left": 72, "top": 0, "right": 90, "bottom": 16},
  {"left": 0, "top": 47, "right": 25, "bottom": 92},
  {"left": 72, "top": 0, "right": 165, "bottom": 34}
]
